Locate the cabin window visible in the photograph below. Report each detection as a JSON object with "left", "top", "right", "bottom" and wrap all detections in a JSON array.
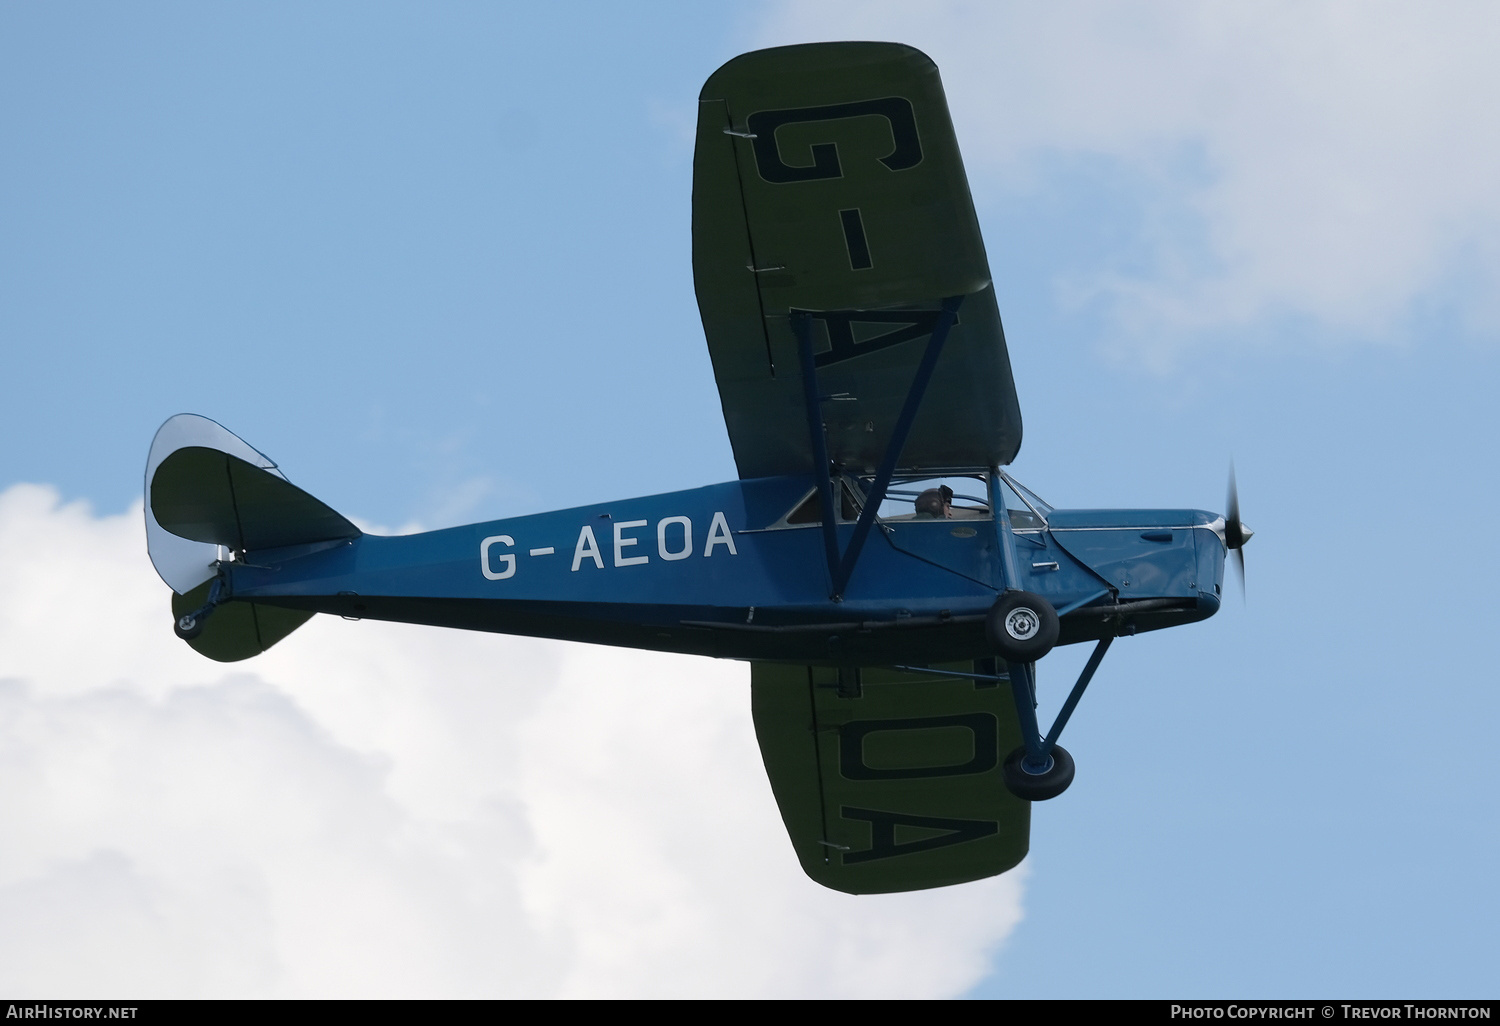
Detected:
[
  {"left": 876, "top": 475, "right": 992, "bottom": 522},
  {"left": 785, "top": 481, "right": 862, "bottom": 525},
  {"left": 774, "top": 472, "right": 1052, "bottom": 530}
]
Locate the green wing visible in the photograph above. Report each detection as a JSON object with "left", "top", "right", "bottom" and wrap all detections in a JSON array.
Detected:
[
  {"left": 751, "top": 661, "right": 1029, "bottom": 893},
  {"left": 694, "top": 42, "right": 1022, "bottom": 480}
]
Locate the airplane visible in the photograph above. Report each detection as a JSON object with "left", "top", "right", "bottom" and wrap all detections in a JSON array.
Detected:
[{"left": 144, "top": 41, "right": 1250, "bottom": 895}]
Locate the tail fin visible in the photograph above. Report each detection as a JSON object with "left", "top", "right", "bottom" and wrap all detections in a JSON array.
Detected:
[{"left": 146, "top": 414, "right": 361, "bottom": 662}]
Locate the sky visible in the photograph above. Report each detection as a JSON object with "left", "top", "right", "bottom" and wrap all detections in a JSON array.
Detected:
[{"left": 2, "top": 0, "right": 1498, "bottom": 999}]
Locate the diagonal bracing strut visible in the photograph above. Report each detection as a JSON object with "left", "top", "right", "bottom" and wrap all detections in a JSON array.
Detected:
[
  {"left": 792, "top": 294, "right": 964, "bottom": 600},
  {"left": 1007, "top": 637, "right": 1113, "bottom": 773}
]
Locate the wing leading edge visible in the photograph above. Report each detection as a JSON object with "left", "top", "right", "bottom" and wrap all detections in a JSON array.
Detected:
[{"left": 694, "top": 42, "right": 1022, "bottom": 480}]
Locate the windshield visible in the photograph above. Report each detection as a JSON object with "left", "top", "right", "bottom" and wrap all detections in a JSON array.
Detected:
[{"left": 997, "top": 470, "right": 1052, "bottom": 520}]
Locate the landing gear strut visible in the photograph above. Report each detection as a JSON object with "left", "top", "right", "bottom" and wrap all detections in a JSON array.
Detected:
[
  {"left": 173, "top": 573, "right": 227, "bottom": 642},
  {"left": 901, "top": 633, "right": 1116, "bottom": 802},
  {"left": 983, "top": 468, "right": 1115, "bottom": 801},
  {"left": 1000, "top": 636, "right": 1113, "bottom": 802}
]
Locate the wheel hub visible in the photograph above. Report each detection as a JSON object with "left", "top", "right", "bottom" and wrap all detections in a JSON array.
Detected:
[
  {"left": 1005, "top": 607, "right": 1039, "bottom": 641},
  {"left": 1020, "top": 753, "right": 1055, "bottom": 776}
]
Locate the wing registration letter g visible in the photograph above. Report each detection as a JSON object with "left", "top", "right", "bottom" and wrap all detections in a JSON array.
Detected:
[{"left": 747, "top": 97, "right": 922, "bottom": 184}]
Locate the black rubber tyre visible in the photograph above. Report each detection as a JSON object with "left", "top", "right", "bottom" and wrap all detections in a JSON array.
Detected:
[
  {"left": 1002, "top": 744, "right": 1075, "bottom": 801},
  {"left": 173, "top": 614, "right": 204, "bottom": 641},
  {"left": 986, "top": 590, "right": 1060, "bottom": 662}
]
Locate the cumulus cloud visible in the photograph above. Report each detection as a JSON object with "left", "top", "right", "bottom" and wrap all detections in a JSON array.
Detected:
[
  {"left": 0, "top": 484, "right": 1024, "bottom": 997},
  {"left": 755, "top": 1, "right": 1500, "bottom": 351}
]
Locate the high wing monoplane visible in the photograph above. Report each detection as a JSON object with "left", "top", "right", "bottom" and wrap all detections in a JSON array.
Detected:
[{"left": 144, "top": 43, "right": 1249, "bottom": 894}]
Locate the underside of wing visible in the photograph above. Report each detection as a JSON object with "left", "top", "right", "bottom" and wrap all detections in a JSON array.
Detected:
[
  {"left": 695, "top": 42, "right": 1023, "bottom": 480},
  {"left": 751, "top": 660, "right": 1029, "bottom": 894}
]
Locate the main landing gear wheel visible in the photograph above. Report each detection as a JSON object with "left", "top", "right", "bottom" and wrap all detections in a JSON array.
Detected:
[
  {"left": 1003, "top": 745, "right": 1075, "bottom": 802},
  {"left": 173, "top": 614, "right": 204, "bottom": 641},
  {"left": 986, "top": 591, "right": 1059, "bottom": 663}
]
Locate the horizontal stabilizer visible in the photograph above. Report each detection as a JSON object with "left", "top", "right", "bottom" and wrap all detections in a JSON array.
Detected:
[
  {"left": 146, "top": 414, "right": 347, "bottom": 660},
  {"left": 145, "top": 413, "right": 360, "bottom": 595},
  {"left": 171, "top": 579, "right": 314, "bottom": 663},
  {"left": 151, "top": 446, "right": 359, "bottom": 550}
]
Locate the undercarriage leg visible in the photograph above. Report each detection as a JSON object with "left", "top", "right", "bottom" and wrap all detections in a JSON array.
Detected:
[
  {"left": 1004, "top": 660, "right": 1047, "bottom": 771},
  {"left": 1001, "top": 636, "right": 1114, "bottom": 801},
  {"left": 1044, "top": 636, "right": 1112, "bottom": 750},
  {"left": 174, "top": 572, "right": 228, "bottom": 641}
]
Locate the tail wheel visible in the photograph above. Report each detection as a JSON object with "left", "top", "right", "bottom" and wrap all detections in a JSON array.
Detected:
[
  {"left": 1002, "top": 745, "right": 1075, "bottom": 801},
  {"left": 986, "top": 591, "right": 1059, "bottom": 662},
  {"left": 174, "top": 614, "right": 204, "bottom": 641}
]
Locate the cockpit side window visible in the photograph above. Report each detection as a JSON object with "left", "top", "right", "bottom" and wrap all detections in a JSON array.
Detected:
[
  {"left": 876, "top": 475, "right": 991, "bottom": 522},
  {"left": 785, "top": 482, "right": 861, "bottom": 525},
  {"left": 773, "top": 472, "right": 1053, "bottom": 530}
]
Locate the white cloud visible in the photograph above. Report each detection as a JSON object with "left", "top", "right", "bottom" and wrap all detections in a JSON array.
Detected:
[
  {"left": 0, "top": 484, "right": 1024, "bottom": 997},
  {"left": 755, "top": 1, "right": 1500, "bottom": 351}
]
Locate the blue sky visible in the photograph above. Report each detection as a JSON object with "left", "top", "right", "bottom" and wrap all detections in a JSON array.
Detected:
[{"left": 2, "top": 1, "right": 1497, "bottom": 998}]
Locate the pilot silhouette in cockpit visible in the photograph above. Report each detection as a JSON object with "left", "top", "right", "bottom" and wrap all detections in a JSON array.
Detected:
[{"left": 914, "top": 485, "right": 954, "bottom": 519}]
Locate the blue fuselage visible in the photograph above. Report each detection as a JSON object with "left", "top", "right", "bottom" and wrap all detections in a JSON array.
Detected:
[{"left": 228, "top": 474, "right": 1226, "bottom": 665}]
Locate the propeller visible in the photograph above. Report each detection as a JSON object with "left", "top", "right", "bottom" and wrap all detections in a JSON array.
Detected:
[{"left": 1224, "top": 463, "right": 1253, "bottom": 596}]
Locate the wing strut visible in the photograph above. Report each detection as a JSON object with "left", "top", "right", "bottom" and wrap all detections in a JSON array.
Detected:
[
  {"left": 794, "top": 309, "right": 844, "bottom": 595},
  {"left": 792, "top": 295, "right": 964, "bottom": 600}
]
